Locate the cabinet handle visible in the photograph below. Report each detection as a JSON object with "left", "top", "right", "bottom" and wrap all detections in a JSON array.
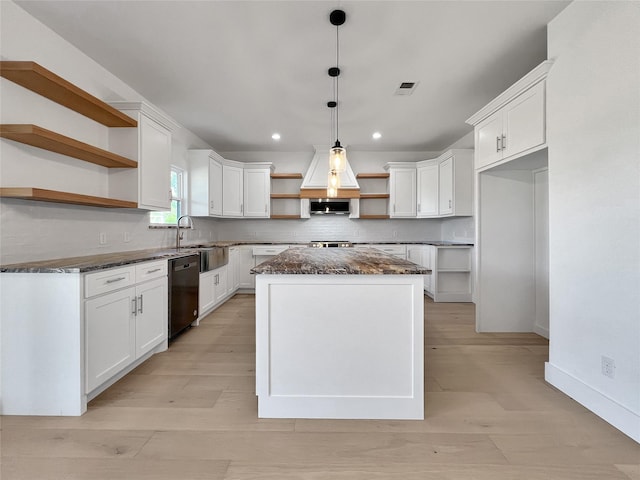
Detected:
[
  {"left": 496, "top": 136, "right": 501, "bottom": 152},
  {"left": 418, "top": 203, "right": 421, "bottom": 213},
  {"left": 138, "top": 294, "right": 143, "bottom": 314},
  {"left": 449, "top": 199, "right": 452, "bottom": 209},
  {"left": 132, "top": 297, "right": 137, "bottom": 315},
  {"left": 210, "top": 201, "right": 214, "bottom": 209},
  {"left": 501, "top": 134, "right": 506, "bottom": 150},
  {"left": 106, "top": 276, "right": 126, "bottom": 284},
  {"left": 265, "top": 204, "right": 267, "bottom": 213},
  {"left": 393, "top": 204, "right": 396, "bottom": 214},
  {"left": 169, "top": 189, "right": 172, "bottom": 201},
  {"left": 241, "top": 204, "right": 243, "bottom": 214},
  {"left": 146, "top": 268, "right": 162, "bottom": 274}
]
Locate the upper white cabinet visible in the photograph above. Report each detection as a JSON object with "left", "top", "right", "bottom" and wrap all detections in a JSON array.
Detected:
[
  {"left": 385, "top": 163, "right": 417, "bottom": 218},
  {"left": 437, "top": 149, "right": 473, "bottom": 217},
  {"left": 189, "top": 149, "right": 223, "bottom": 217},
  {"left": 109, "top": 102, "right": 175, "bottom": 210},
  {"left": 416, "top": 160, "right": 438, "bottom": 218},
  {"left": 223, "top": 163, "right": 244, "bottom": 217},
  {"left": 244, "top": 167, "right": 271, "bottom": 218},
  {"left": 467, "top": 61, "right": 552, "bottom": 171}
]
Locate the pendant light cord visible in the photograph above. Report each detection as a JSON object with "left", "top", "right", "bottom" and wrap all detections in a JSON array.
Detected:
[{"left": 335, "top": 23, "right": 340, "bottom": 144}]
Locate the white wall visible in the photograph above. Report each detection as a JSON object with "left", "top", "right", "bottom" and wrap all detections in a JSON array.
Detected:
[{"left": 545, "top": 1, "right": 640, "bottom": 442}]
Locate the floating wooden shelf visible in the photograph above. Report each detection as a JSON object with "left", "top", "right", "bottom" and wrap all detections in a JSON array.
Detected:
[
  {"left": 270, "top": 214, "right": 302, "bottom": 219},
  {"left": 300, "top": 188, "right": 360, "bottom": 199},
  {"left": 271, "top": 173, "right": 303, "bottom": 179},
  {"left": 0, "top": 124, "right": 137, "bottom": 168},
  {"left": 359, "top": 193, "right": 390, "bottom": 199},
  {"left": 358, "top": 214, "right": 391, "bottom": 219},
  {"left": 0, "top": 188, "right": 137, "bottom": 208},
  {"left": 270, "top": 193, "right": 301, "bottom": 199},
  {"left": 0, "top": 61, "right": 137, "bottom": 127},
  {"left": 356, "top": 173, "right": 390, "bottom": 179}
]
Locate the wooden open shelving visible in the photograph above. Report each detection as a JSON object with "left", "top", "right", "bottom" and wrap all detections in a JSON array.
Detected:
[
  {"left": 0, "top": 188, "right": 137, "bottom": 208},
  {"left": 270, "top": 193, "right": 301, "bottom": 199},
  {"left": 359, "top": 193, "right": 390, "bottom": 199},
  {"left": 270, "top": 214, "right": 302, "bottom": 219},
  {"left": 356, "top": 173, "right": 390, "bottom": 179},
  {"left": 270, "top": 173, "right": 303, "bottom": 179},
  {"left": 0, "top": 61, "right": 137, "bottom": 127},
  {"left": 358, "top": 214, "right": 391, "bottom": 219},
  {"left": 0, "top": 124, "right": 137, "bottom": 168}
]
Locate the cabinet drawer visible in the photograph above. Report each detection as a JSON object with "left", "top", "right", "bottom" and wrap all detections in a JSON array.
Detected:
[
  {"left": 85, "top": 266, "right": 135, "bottom": 298},
  {"left": 369, "top": 244, "right": 407, "bottom": 257},
  {"left": 135, "top": 260, "right": 167, "bottom": 283},
  {"left": 252, "top": 245, "right": 288, "bottom": 256}
]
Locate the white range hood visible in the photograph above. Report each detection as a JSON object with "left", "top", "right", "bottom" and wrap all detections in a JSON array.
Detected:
[{"left": 300, "top": 146, "right": 360, "bottom": 198}]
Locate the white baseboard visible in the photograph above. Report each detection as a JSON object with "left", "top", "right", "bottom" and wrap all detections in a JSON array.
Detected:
[
  {"left": 533, "top": 324, "right": 549, "bottom": 339},
  {"left": 545, "top": 362, "right": 639, "bottom": 443}
]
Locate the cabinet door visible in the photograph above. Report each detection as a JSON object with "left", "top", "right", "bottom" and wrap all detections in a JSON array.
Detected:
[
  {"left": 135, "top": 277, "right": 168, "bottom": 358},
  {"left": 85, "top": 287, "right": 136, "bottom": 393},
  {"left": 438, "top": 157, "right": 454, "bottom": 215},
  {"left": 475, "top": 110, "right": 503, "bottom": 170},
  {"left": 228, "top": 247, "right": 240, "bottom": 293},
  {"left": 503, "top": 81, "right": 545, "bottom": 159},
  {"left": 244, "top": 169, "right": 270, "bottom": 217},
  {"left": 199, "top": 271, "right": 216, "bottom": 314},
  {"left": 417, "top": 163, "right": 438, "bottom": 217},
  {"left": 209, "top": 158, "right": 223, "bottom": 216},
  {"left": 238, "top": 246, "right": 256, "bottom": 289},
  {"left": 223, "top": 165, "right": 244, "bottom": 216},
  {"left": 214, "top": 266, "right": 228, "bottom": 304},
  {"left": 139, "top": 114, "right": 171, "bottom": 210},
  {"left": 389, "top": 169, "right": 416, "bottom": 217}
]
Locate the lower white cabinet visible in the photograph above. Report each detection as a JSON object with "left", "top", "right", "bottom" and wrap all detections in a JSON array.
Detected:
[
  {"left": 238, "top": 245, "right": 256, "bottom": 289},
  {"left": 214, "top": 265, "right": 228, "bottom": 304},
  {"left": 228, "top": 246, "right": 240, "bottom": 293},
  {"left": 429, "top": 246, "right": 473, "bottom": 302},
  {"left": 199, "top": 264, "right": 231, "bottom": 317},
  {"left": 366, "top": 244, "right": 407, "bottom": 260},
  {"left": 85, "top": 261, "right": 168, "bottom": 394}
]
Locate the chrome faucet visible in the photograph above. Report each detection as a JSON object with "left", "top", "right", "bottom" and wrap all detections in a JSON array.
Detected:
[{"left": 176, "top": 215, "right": 194, "bottom": 249}]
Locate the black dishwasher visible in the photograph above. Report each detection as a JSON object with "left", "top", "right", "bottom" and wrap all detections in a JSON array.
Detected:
[{"left": 168, "top": 254, "right": 199, "bottom": 341}]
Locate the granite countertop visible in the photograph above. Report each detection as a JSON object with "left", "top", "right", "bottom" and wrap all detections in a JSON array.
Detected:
[
  {"left": 251, "top": 247, "right": 431, "bottom": 275},
  {"left": 0, "top": 248, "right": 201, "bottom": 273}
]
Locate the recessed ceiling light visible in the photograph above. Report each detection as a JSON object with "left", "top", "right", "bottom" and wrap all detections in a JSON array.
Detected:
[
  {"left": 271, "top": 133, "right": 281, "bottom": 140},
  {"left": 372, "top": 132, "right": 382, "bottom": 140}
]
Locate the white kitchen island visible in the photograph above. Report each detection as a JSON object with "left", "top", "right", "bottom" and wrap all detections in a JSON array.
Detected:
[{"left": 252, "top": 247, "right": 429, "bottom": 420}]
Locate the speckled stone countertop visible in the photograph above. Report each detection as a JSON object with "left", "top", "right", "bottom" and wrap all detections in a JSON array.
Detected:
[
  {"left": 0, "top": 248, "right": 201, "bottom": 274},
  {"left": 251, "top": 248, "right": 431, "bottom": 275}
]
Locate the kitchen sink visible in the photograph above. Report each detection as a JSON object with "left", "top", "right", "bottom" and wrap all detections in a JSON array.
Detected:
[{"left": 198, "top": 246, "right": 228, "bottom": 272}]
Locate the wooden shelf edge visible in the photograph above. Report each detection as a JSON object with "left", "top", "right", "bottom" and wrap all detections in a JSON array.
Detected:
[
  {"left": 356, "top": 173, "right": 390, "bottom": 179},
  {"left": 270, "top": 214, "right": 302, "bottom": 219},
  {"left": 0, "top": 188, "right": 138, "bottom": 208},
  {"left": 359, "top": 193, "right": 390, "bottom": 199},
  {"left": 0, "top": 61, "right": 137, "bottom": 128},
  {"left": 300, "top": 188, "right": 360, "bottom": 199},
  {"left": 271, "top": 173, "right": 303, "bottom": 179},
  {"left": 357, "top": 214, "right": 391, "bottom": 219},
  {"left": 270, "top": 193, "right": 301, "bottom": 199},
  {"left": 0, "top": 124, "right": 137, "bottom": 168}
]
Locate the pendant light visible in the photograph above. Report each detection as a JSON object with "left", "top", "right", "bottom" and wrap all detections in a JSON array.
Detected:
[{"left": 328, "top": 9, "right": 347, "bottom": 175}]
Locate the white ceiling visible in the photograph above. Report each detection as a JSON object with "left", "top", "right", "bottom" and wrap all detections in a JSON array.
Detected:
[{"left": 16, "top": 0, "right": 569, "bottom": 153}]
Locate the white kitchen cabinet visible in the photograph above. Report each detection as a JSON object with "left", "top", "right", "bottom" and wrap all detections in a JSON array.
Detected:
[
  {"left": 238, "top": 245, "right": 256, "bottom": 289},
  {"left": 244, "top": 168, "right": 271, "bottom": 217},
  {"left": 228, "top": 246, "right": 240, "bottom": 293},
  {"left": 188, "top": 149, "right": 223, "bottom": 217},
  {"left": 85, "top": 260, "right": 168, "bottom": 394},
  {"left": 85, "top": 286, "right": 136, "bottom": 393},
  {"left": 223, "top": 163, "right": 244, "bottom": 216},
  {"left": 416, "top": 160, "right": 438, "bottom": 217},
  {"left": 108, "top": 102, "right": 175, "bottom": 210},
  {"left": 407, "top": 245, "right": 433, "bottom": 294},
  {"left": 422, "top": 246, "right": 435, "bottom": 294},
  {"left": 467, "top": 61, "right": 552, "bottom": 171},
  {"left": 199, "top": 270, "right": 216, "bottom": 314},
  {"left": 213, "top": 265, "right": 228, "bottom": 305},
  {"left": 385, "top": 163, "right": 416, "bottom": 218},
  {"left": 430, "top": 246, "right": 473, "bottom": 302},
  {"left": 437, "top": 150, "right": 473, "bottom": 217},
  {"left": 367, "top": 244, "right": 407, "bottom": 260}
]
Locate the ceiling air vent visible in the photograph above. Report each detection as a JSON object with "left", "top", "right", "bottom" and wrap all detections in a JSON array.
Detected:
[{"left": 395, "top": 81, "right": 419, "bottom": 95}]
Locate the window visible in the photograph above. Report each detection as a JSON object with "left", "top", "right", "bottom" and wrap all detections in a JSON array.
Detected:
[{"left": 149, "top": 166, "right": 183, "bottom": 225}]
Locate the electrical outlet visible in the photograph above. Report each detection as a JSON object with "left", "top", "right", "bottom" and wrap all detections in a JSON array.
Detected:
[
  {"left": 123, "top": 232, "right": 131, "bottom": 243},
  {"left": 601, "top": 356, "right": 615, "bottom": 379},
  {"left": 99, "top": 232, "right": 107, "bottom": 245}
]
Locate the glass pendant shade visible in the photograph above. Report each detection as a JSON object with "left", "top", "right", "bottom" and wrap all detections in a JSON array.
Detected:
[
  {"left": 327, "top": 169, "right": 341, "bottom": 197},
  {"left": 329, "top": 142, "right": 347, "bottom": 173}
]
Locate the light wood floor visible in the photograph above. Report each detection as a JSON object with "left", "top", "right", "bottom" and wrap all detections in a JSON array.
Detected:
[{"left": 2, "top": 295, "right": 638, "bottom": 479}]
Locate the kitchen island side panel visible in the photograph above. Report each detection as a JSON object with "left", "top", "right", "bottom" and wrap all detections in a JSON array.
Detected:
[{"left": 255, "top": 274, "right": 424, "bottom": 420}]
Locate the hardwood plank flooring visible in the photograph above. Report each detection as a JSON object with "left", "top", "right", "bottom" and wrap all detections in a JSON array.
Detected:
[{"left": 1, "top": 294, "right": 638, "bottom": 479}]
